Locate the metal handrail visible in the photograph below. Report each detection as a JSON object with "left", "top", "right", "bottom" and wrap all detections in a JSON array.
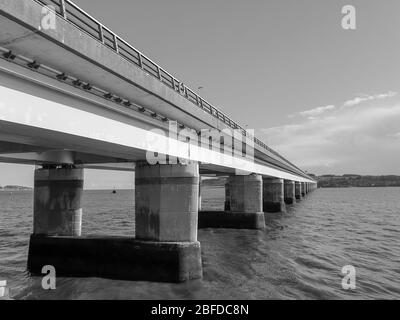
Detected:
[{"left": 35, "top": 0, "right": 308, "bottom": 176}]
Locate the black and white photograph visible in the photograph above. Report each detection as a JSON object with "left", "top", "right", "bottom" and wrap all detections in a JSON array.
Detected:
[{"left": 0, "top": 0, "right": 399, "bottom": 307}]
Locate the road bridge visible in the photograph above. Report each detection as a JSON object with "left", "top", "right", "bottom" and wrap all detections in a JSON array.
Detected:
[{"left": 0, "top": 0, "right": 317, "bottom": 282}]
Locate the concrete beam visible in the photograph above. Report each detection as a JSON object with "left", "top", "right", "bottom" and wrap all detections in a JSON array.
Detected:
[
  {"left": 0, "top": 69, "right": 314, "bottom": 181},
  {"left": 78, "top": 162, "right": 135, "bottom": 171}
]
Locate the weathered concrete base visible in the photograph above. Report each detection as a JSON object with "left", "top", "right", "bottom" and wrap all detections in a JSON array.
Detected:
[
  {"left": 198, "top": 211, "right": 265, "bottom": 230},
  {"left": 263, "top": 201, "right": 286, "bottom": 213},
  {"left": 284, "top": 180, "right": 296, "bottom": 205},
  {"left": 27, "top": 235, "right": 202, "bottom": 283},
  {"left": 295, "top": 181, "right": 302, "bottom": 201},
  {"left": 284, "top": 197, "right": 295, "bottom": 205},
  {"left": 263, "top": 178, "right": 286, "bottom": 213}
]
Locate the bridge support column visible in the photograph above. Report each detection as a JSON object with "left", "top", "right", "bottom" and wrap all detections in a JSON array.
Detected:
[
  {"left": 28, "top": 163, "right": 202, "bottom": 283},
  {"left": 224, "top": 181, "right": 230, "bottom": 211},
  {"left": 263, "top": 178, "right": 286, "bottom": 213},
  {"left": 198, "top": 177, "right": 202, "bottom": 212},
  {"left": 295, "top": 181, "right": 302, "bottom": 200},
  {"left": 28, "top": 166, "right": 83, "bottom": 273},
  {"left": 301, "top": 182, "right": 306, "bottom": 197},
  {"left": 229, "top": 174, "right": 263, "bottom": 212},
  {"left": 135, "top": 162, "right": 199, "bottom": 242},
  {"left": 199, "top": 174, "right": 265, "bottom": 230},
  {"left": 284, "top": 180, "right": 296, "bottom": 205},
  {"left": 134, "top": 161, "right": 202, "bottom": 281},
  {"left": 31, "top": 166, "right": 83, "bottom": 236}
]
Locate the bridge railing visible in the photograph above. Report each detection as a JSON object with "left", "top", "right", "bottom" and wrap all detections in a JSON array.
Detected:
[{"left": 35, "top": 0, "right": 305, "bottom": 175}]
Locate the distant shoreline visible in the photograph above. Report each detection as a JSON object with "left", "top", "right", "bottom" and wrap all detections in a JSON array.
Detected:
[
  {"left": 0, "top": 188, "right": 32, "bottom": 191},
  {"left": 315, "top": 174, "right": 400, "bottom": 188},
  {"left": 3, "top": 173, "right": 400, "bottom": 192}
]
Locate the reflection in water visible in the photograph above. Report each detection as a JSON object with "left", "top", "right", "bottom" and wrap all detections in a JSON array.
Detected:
[{"left": 0, "top": 187, "right": 399, "bottom": 299}]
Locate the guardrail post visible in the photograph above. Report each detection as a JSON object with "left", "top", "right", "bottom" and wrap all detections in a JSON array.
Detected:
[
  {"left": 59, "top": 0, "right": 67, "bottom": 18},
  {"left": 138, "top": 54, "right": 143, "bottom": 68},
  {"left": 113, "top": 34, "right": 119, "bottom": 53},
  {"left": 157, "top": 67, "right": 162, "bottom": 81},
  {"left": 98, "top": 24, "right": 104, "bottom": 43}
]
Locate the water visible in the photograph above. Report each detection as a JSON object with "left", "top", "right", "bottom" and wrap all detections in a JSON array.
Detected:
[{"left": 0, "top": 187, "right": 399, "bottom": 300}]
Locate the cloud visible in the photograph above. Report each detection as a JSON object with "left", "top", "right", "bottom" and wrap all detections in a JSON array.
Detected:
[
  {"left": 260, "top": 93, "right": 400, "bottom": 175},
  {"left": 387, "top": 132, "right": 400, "bottom": 139},
  {"left": 342, "top": 91, "right": 397, "bottom": 108},
  {"left": 299, "top": 105, "right": 335, "bottom": 118}
]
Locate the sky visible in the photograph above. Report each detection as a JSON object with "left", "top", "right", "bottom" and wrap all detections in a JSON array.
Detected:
[{"left": 1, "top": 0, "right": 400, "bottom": 187}]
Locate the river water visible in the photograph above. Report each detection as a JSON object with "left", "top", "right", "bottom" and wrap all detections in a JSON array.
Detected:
[{"left": 0, "top": 187, "right": 399, "bottom": 299}]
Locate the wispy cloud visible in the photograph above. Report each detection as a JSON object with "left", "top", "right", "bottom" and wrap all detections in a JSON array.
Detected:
[
  {"left": 299, "top": 105, "right": 335, "bottom": 119},
  {"left": 260, "top": 92, "right": 400, "bottom": 175},
  {"left": 387, "top": 132, "right": 400, "bottom": 139},
  {"left": 342, "top": 91, "right": 397, "bottom": 108}
]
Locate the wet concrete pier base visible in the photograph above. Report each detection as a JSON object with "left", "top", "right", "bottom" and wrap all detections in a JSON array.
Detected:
[
  {"left": 27, "top": 235, "right": 202, "bottom": 282},
  {"left": 198, "top": 210, "right": 265, "bottom": 230}
]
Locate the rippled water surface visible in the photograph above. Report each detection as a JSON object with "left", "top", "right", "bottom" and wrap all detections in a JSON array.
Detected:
[{"left": 1, "top": 187, "right": 399, "bottom": 299}]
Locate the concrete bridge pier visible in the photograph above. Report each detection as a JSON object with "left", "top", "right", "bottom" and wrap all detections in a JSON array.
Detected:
[
  {"left": 295, "top": 181, "right": 302, "bottom": 201},
  {"left": 134, "top": 161, "right": 202, "bottom": 281},
  {"left": 263, "top": 178, "right": 286, "bottom": 213},
  {"left": 28, "top": 162, "right": 202, "bottom": 283},
  {"left": 199, "top": 174, "right": 265, "bottom": 230},
  {"left": 301, "top": 182, "right": 306, "bottom": 197},
  {"left": 198, "top": 177, "right": 202, "bottom": 212},
  {"left": 224, "top": 181, "right": 230, "bottom": 211},
  {"left": 284, "top": 180, "right": 296, "bottom": 205},
  {"left": 31, "top": 166, "right": 83, "bottom": 236},
  {"left": 28, "top": 166, "right": 83, "bottom": 273}
]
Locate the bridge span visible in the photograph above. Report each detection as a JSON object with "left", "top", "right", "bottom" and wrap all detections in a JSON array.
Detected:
[{"left": 0, "top": 0, "right": 317, "bottom": 282}]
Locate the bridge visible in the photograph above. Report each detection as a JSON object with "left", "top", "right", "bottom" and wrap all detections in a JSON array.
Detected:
[{"left": 0, "top": 0, "right": 317, "bottom": 282}]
